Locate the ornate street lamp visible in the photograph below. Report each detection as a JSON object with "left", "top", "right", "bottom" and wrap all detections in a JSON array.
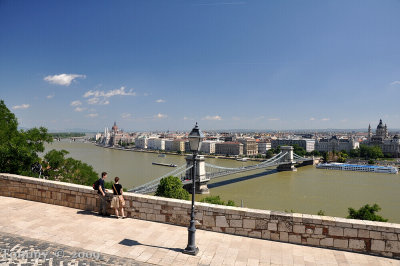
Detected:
[{"left": 183, "top": 122, "right": 204, "bottom": 256}]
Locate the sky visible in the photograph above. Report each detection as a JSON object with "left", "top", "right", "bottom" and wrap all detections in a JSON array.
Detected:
[{"left": 1, "top": 0, "right": 400, "bottom": 132}]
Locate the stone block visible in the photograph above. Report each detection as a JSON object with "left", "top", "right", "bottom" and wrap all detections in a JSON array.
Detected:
[
  {"left": 225, "top": 228, "right": 235, "bottom": 234},
  {"left": 236, "top": 230, "right": 248, "bottom": 237},
  {"left": 320, "top": 238, "right": 334, "bottom": 247},
  {"left": 321, "top": 216, "right": 336, "bottom": 226},
  {"left": 314, "top": 227, "right": 323, "bottom": 235},
  {"left": 385, "top": 241, "right": 400, "bottom": 253},
  {"left": 333, "top": 239, "right": 348, "bottom": 249},
  {"left": 268, "top": 222, "right": 277, "bottom": 231},
  {"left": 280, "top": 232, "right": 288, "bottom": 242},
  {"left": 370, "top": 231, "right": 382, "bottom": 240},
  {"left": 255, "top": 219, "right": 268, "bottom": 230},
  {"left": 243, "top": 219, "right": 255, "bottom": 229},
  {"left": 329, "top": 226, "right": 344, "bottom": 237},
  {"left": 203, "top": 216, "right": 215, "bottom": 227},
  {"left": 278, "top": 222, "right": 293, "bottom": 232},
  {"left": 306, "top": 237, "right": 319, "bottom": 246},
  {"left": 349, "top": 239, "right": 366, "bottom": 250},
  {"left": 334, "top": 217, "right": 353, "bottom": 228},
  {"left": 155, "top": 215, "right": 166, "bottom": 222},
  {"left": 358, "top": 229, "right": 369, "bottom": 238},
  {"left": 230, "top": 219, "right": 242, "bottom": 228},
  {"left": 382, "top": 232, "right": 398, "bottom": 241},
  {"left": 216, "top": 216, "right": 229, "bottom": 227},
  {"left": 292, "top": 213, "right": 302, "bottom": 223},
  {"left": 288, "top": 234, "right": 301, "bottom": 244},
  {"left": 293, "top": 225, "right": 305, "bottom": 234},
  {"left": 344, "top": 228, "right": 357, "bottom": 237},
  {"left": 271, "top": 233, "right": 280, "bottom": 241},
  {"left": 262, "top": 230, "right": 271, "bottom": 239},
  {"left": 249, "top": 230, "right": 262, "bottom": 238}
]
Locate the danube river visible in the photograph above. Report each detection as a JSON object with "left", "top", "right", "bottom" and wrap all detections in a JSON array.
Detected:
[{"left": 45, "top": 141, "right": 400, "bottom": 223}]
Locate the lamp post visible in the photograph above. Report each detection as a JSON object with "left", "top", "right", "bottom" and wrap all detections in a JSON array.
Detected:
[{"left": 183, "top": 122, "right": 203, "bottom": 256}]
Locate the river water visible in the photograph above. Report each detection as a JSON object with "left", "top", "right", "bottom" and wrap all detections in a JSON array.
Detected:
[{"left": 44, "top": 141, "right": 400, "bottom": 223}]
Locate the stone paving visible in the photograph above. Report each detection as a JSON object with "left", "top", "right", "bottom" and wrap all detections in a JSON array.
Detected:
[
  {"left": 0, "top": 231, "right": 149, "bottom": 265},
  {"left": 0, "top": 196, "right": 399, "bottom": 265}
]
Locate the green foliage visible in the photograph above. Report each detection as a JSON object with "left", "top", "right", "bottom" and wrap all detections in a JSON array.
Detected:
[
  {"left": 317, "top": 210, "right": 325, "bottom": 216},
  {"left": 347, "top": 203, "right": 388, "bottom": 222},
  {"left": 265, "top": 150, "right": 274, "bottom": 159},
  {"left": 0, "top": 100, "right": 53, "bottom": 175},
  {"left": 200, "top": 195, "right": 236, "bottom": 206},
  {"left": 43, "top": 149, "right": 98, "bottom": 186},
  {"left": 368, "top": 159, "right": 375, "bottom": 165},
  {"left": 350, "top": 145, "right": 384, "bottom": 159},
  {"left": 292, "top": 144, "right": 306, "bottom": 157},
  {"left": 155, "top": 176, "right": 189, "bottom": 200}
]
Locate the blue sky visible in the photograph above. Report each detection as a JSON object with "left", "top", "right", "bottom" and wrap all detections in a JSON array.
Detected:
[{"left": 1, "top": 0, "right": 400, "bottom": 131}]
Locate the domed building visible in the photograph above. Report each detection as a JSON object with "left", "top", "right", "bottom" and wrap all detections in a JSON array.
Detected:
[{"left": 365, "top": 119, "right": 400, "bottom": 157}]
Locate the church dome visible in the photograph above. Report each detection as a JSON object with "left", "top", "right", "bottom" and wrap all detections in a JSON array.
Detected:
[{"left": 377, "top": 119, "right": 384, "bottom": 129}]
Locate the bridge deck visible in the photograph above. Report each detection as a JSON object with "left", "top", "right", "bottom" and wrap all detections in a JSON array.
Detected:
[{"left": 0, "top": 196, "right": 395, "bottom": 265}]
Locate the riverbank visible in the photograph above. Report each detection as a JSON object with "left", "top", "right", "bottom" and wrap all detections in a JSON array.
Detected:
[{"left": 94, "top": 142, "right": 268, "bottom": 162}]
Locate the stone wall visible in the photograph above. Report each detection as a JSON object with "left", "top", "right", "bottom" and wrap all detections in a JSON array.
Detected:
[{"left": 1, "top": 173, "right": 399, "bottom": 259}]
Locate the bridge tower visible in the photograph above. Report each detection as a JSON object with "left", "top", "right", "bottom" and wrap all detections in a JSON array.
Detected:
[
  {"left": 184, "top": 155, "right": 210, "bottom": 194},
  {"left": 277, "top": 146, "right": 297, "bottom": 171}
]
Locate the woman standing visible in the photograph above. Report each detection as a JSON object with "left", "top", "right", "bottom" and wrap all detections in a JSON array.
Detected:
[{"left": 111, "top": 176, "right": 126, "bottom": 219}]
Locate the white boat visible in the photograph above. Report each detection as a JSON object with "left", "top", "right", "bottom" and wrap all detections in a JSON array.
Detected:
[
  {"left": 236, "top": 158, "right": 248, "bottom": 162},
  {"left": 316, "top": 163, "right": 398, "bottom": 174}
]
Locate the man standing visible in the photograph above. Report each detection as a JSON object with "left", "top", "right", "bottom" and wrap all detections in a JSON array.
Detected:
[{"left": 98, "top": 172, "right": 108, "bottom": 216}]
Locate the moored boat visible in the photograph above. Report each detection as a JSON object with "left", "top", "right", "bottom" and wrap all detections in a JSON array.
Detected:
[{"left": 316, "top": 163, "right": 398, "bottom": 174}]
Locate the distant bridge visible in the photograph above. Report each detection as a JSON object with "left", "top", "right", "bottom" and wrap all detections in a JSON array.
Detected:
[{"left": 129, "top": 146, "right": 314, "bottom": 194}]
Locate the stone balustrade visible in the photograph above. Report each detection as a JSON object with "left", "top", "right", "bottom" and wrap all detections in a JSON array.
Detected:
[{"left": 0, "top": 173, "right": 399, "bottom": 259}]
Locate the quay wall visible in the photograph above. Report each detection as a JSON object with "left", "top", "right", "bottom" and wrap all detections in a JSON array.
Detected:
[{"left": 1, "top": 173, "right": 399, "bottom": 259}]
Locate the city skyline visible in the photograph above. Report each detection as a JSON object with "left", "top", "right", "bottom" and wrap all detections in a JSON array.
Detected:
[{"left": 1, "top": 1, "right": 400, "bottom": 131}]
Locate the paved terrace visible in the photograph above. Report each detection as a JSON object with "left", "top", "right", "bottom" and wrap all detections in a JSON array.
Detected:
[{"left": 0, "top": 197, "right": 399, "bottom": 265}]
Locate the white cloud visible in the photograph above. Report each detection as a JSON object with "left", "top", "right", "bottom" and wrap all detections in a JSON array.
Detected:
[
  {"left": 321, "top": 118, "right": 330, "bottom": 121},
  {"left": 309, "top": 117, "right": 315, "bottom": 121},
  {"left": 202, "top": 115, "right": 222, "bottom": 121},
  {"left": 44, "top": 74, "right": 86, "bottom": 86},
  {"left": 84, "top": 86, "right": 135, "bottom": 105},
  {"left": 74, "top": 107, "right": 86, "bottom": 112},
  {"left": 46, "top": 94, "right": 54, "bottom": 99},
  {"left": 12, "top": 104, "right": 30, "bottom": 110},
  {"left": 86, "top": 113, "right": 98, "bottom": 118},
  {"left": 268, "top": 118, "right": 279, "bottom": 121},
  {"left": 154, "top": 113, "right": 167, "bottom": 119},
  {"left": 70, "top": 100, "right": 82, "bottom": 106},
  {"left": 390, "top": 81, "right": 400, "bottom": 86},
  {"left": 121, "top": 113, "right": 131, "bottom": 119},
  {"left": 155, "top": 99, "right": 166, "bottom": 103}
]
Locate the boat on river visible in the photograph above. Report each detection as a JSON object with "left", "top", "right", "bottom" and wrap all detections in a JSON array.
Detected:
[
  {"left": 152, "top": 162, "right": 177, "bottom": 167},
  {"left": 316, "top": 163, "right": 398, "bottom": 174}
]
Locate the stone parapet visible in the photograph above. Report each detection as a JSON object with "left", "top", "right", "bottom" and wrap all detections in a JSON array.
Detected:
[{"left": 1, "top": 173, "right": 399, "bottom": 259}]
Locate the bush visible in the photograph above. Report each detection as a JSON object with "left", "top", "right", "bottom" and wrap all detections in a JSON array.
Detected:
[
  {"left": 347, "top": 203, "right": 388, "bottom": 222},
  {"left": 199, "top": 195, "right": 235, "bottom": 206},
  {"left": 155, "top": 176, "right": 189, "bottom": 200}
]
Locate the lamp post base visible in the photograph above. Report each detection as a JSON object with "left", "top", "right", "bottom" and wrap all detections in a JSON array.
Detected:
[{"left": 183, "top": 246, "right": 199, "bottom": 256}]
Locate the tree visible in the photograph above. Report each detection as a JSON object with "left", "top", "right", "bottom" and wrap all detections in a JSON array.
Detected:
[
  {"left": 199, "top": 195, "right": 236, "bottom": 206},
  {"left": 155, "top": 176, "right": 189, "bottom": 200},
  {"left": 347, "top": 203, "right": 388, "bottom": 222},
  {"left": 0, "top": 100, "right": 52, "bottom": 176},
  {"left": 266, "top": 150, "right": 274, "bottom": 159},
  {"left": 359, "top": 145, "right": 383, "bottom": 159},
  {"left": 292, "top": 144, "right": 306, "bottom": 157},
  {"left": 43, "top": 149, "right": 98, "bottom": 186}
]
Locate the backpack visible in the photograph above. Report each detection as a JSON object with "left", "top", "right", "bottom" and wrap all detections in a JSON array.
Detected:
[{"left": 93, "top": 179, "right": 100, "bottom": 190}]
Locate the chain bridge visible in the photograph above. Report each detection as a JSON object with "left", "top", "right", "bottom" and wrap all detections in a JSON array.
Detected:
[{"left": 129, "top": 146, "right": 314, "bottom": 194}]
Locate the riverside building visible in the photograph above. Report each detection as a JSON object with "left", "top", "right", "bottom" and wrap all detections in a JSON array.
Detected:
[
  {"left": 364, "top": 119, "right": 400, "bottom": 157},
  {"left": 215, "top": 142, "right": 243, "bottom": 156}
]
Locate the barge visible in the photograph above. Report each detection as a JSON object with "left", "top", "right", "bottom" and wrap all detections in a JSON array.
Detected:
[
  {"left": 316, "top": 163, "right": 398, "bottom": 174},
  {"left": 152, "top": 162, "right": 177, "bottom": 167}
]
